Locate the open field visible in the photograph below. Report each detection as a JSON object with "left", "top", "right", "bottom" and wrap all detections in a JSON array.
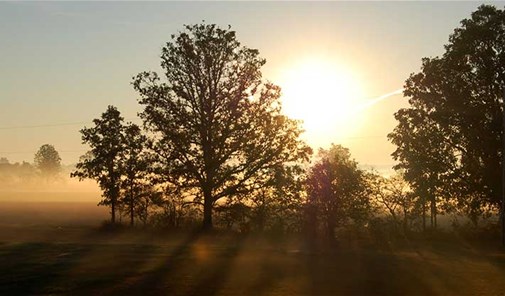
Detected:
[{"left": 1, "top": 202, "right": 505, "bottom": 296}]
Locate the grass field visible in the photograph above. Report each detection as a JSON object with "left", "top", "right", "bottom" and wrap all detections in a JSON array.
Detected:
[{"left": 1, "top": 201, "right": 505, "bottom": 295}]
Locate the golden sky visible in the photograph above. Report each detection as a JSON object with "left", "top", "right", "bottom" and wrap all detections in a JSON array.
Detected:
[{"left": 0, "top": 1, "right": 497, "bottom": 172}]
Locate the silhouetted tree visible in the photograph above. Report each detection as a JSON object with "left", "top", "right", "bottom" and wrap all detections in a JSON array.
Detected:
[
  {"left": 389, "top": 108, "right": 450, "bottom": 230},
  {"left": 71, "top": 106, "right": 125, "bottom": 224},
  {"left": 136, "top": 187, "right": 164, "bottom": 226},
  {"left": 216, "top": 163, "right": 306, "bottom": 233},
  {"left": 252, "top": 164, "right": 307, "bottom": 233},
  {"left": 120, "top": 123, "right": 150, "bottom": 226},
  {"left": 133, "top": 23, "right": 310, "bottom": 229},
  {"left": 306, "top": 144, "right": 369, "bottom": 241},
  {"left": 367, "top": 171, "right": 417, "bottom": 233},
  {"left": 388, "top": 5, "right": 505, "bottom": 226},
  {"left": 34, "top": 144, "right": 61, "bottom": 179}
]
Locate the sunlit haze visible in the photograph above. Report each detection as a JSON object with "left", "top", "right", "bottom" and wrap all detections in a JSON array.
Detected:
[
  {"left": 1, "top": 3, "right": 505, "bottom": 294},
  {"left": 280, "top": 57, "right": 366, "bottom": 147},
  {"left": 0, "top": 1, "right": 497, "bottom": 171}
]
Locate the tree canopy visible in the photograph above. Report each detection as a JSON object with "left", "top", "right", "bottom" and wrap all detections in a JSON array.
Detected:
[
  {"left": 71, "top": 105, "right": 126, "bottom": 224},
  {"left": 120, "top": 123, "right": 151, "bottom": 226},
  {"left": 306, "top": 144, "right": 369, "bottom": 240},
  {"left": 133, "top": 23, "right": 310, "bottom": 229},
  {"left": 34, "top": 144, "right": 61, "bottom": 179},
  {"left": 388, "top": 5, "right": 505, "bottom": 223}
]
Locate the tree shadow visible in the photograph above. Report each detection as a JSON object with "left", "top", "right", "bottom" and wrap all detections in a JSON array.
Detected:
[
  {"left": 244, "top": 252, "right": 288, "bottom": 296},
  {"left": 186, "top": 235, "right": 246, "bottom": 296},
  {"left": 0, "top": 242, "right": 92, "bottom": 295},
  {"left": 105, "top": 229, "right": 206, "bottom": 294}
]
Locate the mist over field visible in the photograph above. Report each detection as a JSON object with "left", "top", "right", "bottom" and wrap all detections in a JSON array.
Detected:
[{"left": 0, "top": 163, "right": 106, "bottom": 230}]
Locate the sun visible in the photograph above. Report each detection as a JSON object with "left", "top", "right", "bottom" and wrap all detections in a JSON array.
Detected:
[{"left": 278, "top": 58, "right": 365, "bottom": 147}]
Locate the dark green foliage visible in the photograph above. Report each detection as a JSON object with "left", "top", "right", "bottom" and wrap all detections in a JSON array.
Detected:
[
  {"left": 133, "top": 23, "right": 310, "bottom": 229},
  {"left": 388, "top": 5, "right": 505, "bottom": 225}
]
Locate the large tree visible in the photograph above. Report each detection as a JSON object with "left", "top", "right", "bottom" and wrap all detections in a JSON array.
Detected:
[
  {"left": 388, "top": 5, "right": 505, "bottom": 225},
  {"left": 133, "top": 23, "right": 310, "bottom": 229},
  {"left": 71, "top": 106, "right": 125, "bottom": 224},
  {"left": 34, "top": 144, "right": 61, "bottom": 179}
]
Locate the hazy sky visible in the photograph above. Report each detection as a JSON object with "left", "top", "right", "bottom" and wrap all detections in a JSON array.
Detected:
[{"left": 1, "top": 1, "right": 502, "bottom": 171}]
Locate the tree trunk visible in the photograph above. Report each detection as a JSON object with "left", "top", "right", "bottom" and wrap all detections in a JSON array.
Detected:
[
  {"left": 130, "top": 185, "right": 134, "bottom": 227},
  {"left": 257, "top": 199, "right": 266, "bottom": 232},
  {"left": 203, "top": 189, "right": 213, "bottom": 230},
  {"left": 430, "top": 198, "right": 436, "bottom": 229},
  {"left": 433, "top": 200, "right": 437, "bottom": 229},
  {"left": 144, "top": 198, "right": 149, "bottom": 226},
  {"left": 422, "top": 195, "right": 426, "bottom": 232},
  {"left": 111, "top": 201, "right": 116, "bottom": 224},
  {"left": 327, "top": 217, "right": 336, "bottom": 243},
  {"left": 130, "top": 197, "right": 134, "bottom": 227},
  {"left": 403, "top": 208, "right": 408, "bottom": 234},
  {"left": 430, "top": 203, "right": 434, "bottom": 229}
]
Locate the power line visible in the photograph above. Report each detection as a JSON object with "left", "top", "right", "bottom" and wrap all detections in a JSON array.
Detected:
[
  {"left": 0, "top": 134, "right": 390, "bottom": 155},
  {"left": 0, "top": 87, "right": 403, "bottom": 131},
  {"left": 341, "top": 135, "right": 386, "bottom": 140},
  {"left": 0, "top": 123, "right": 388, "bottom": 141},
  {"left": 0, "top": 118, "right": 142, "bottom": 130},
  {"left": 0, "top": 150, "right": 87, "bottom": 155},
  {"left": 0, "top": 121, "right": 91, "bottom": 130}
]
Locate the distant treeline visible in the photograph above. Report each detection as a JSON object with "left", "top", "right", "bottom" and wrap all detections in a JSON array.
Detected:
[
  {"left": 0, "top": 146, "right": 73, "bottom": 189},
  {"left": 0, "top": 158, "right": 37, "bottom": 188}
]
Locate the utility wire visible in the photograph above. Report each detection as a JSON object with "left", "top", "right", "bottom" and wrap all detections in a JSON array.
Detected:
[
  {"left": 0, "top": 134, "right": 389, "bottom": 155},
  {"left": 0, "top": 118, "right": 141, "bottom": 130},
  {"left": 0, "top": 150, "right": 87, "bottom": 155},
  {"left": 0, "top": 120, "right": 387, "bottom": 139},
  {"left": 0, "top": 121, "right": 92, "bottom": 130}
]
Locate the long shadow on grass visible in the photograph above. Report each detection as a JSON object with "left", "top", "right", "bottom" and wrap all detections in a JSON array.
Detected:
[
  {"left": 107, "top": 229, "right": 205, "bottom": 295},
  {"left": 360, "top": 248, "right": 434, "bottom": 296},
  {"left": 186, "top": 235, "right": 246, "bottom": 296},
  {"left": 244, "top": 252, "right": 288, "bottom": 296},
  {"left": 71, "top": 243, "right": 159, "bottom": 294},
  {"left": 0, "top": 242, "right": 92, "bottom": 295},
  {"left": 302, "top": 240, "right": 437, "bottom": 296}
]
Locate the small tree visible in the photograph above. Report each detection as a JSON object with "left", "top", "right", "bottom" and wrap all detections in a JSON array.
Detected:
[
  {"left": 306, "top": 144, "right": 369, "bottom": 241},
  {"left": 136, "top": 187, "right": 164, "bottom": 226},
  {"left": 71, "top": 106, "right": 125, "bottom": 224},
  {"left": 34, "top": 144, "right": 61, "bottom": 179},
  {"left": 120, "top": 123, "right": 150, "bottom": 226},
  {"left": 250, "top": 164, "right": 306, "bottom": 233},
  {"left": 367, "top": 172, "right": 417, "bottom": 233}
]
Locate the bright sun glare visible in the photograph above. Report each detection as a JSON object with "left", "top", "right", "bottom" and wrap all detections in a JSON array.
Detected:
[{"left": 279, "top": 58, "right": 365, "bottom": 147}]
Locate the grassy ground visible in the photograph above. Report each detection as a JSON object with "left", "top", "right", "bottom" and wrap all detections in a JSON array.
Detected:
[{"left": 1, "top": 202, "right": 505, "bottom": 295}]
